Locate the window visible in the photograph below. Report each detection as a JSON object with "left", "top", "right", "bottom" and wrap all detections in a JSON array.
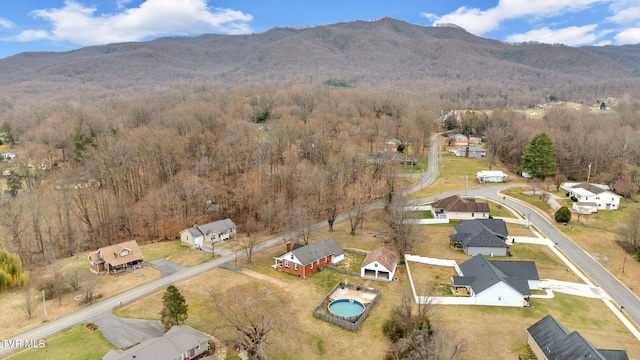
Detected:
[
  {"left": 310, "top": 262, "right": 313, "bottom": 269},
  {"left": 121, "top": 250, "right": 129, "bottom": 256},
  {"left": 294, "top": 264, "right": 298, "bottom": 271},
  {"left": 471, "top": 212, "right": 475, "bottom": 217},
  {"left": 284, "top": 260, "right": 290, "bottom": 268}
]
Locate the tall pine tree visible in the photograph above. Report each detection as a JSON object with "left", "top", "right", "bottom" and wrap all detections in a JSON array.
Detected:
[
  {"left": 160, "top": 285, "right": 188, "bottom": 328},
  {"left": 520, "top": 132, "right": 557, "bottom": 180}
]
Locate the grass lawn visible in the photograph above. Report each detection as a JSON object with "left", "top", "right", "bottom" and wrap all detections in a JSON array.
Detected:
[
  {"left": 0, "top": 240, "right": 210, "bottom": 340},
  {"left": 0, "top": 324, "right": 116, "bottom": 360},
  {"left": 502, "top": 187, "right": 640, "bottom": 301}
]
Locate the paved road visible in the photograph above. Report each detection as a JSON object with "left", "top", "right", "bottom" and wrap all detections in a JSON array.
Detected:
[
  {"left": 4, "top": 131, "right": 639, "bottom": 354},
  {"left": 415, "top": 184, "right": 640, "bottom": 331}
]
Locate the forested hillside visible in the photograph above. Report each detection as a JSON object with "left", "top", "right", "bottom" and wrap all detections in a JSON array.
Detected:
[
  {"left": 0, "top": 83, "right": 639, "bottom": 269},
  {"left": 1, "top": 17, "right": 640, "bottom": 109}
]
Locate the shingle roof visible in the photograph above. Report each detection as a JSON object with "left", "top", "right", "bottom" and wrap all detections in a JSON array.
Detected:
[
  {"left": 527, "top": 315, "right": 629, "bottom": 360},
  {"left": 291, "top": 239, "right": 344, "bottom": 265},
  {"left": 450, "top": 219, "right": 509, "bottom": 249},
  {"left": 89, "top": 240, "right": 143, "bottom": 267},
  {"left": 184, "top": 218, "right": 236, "bottom": 237},
  {"left": 362, "top": 247, "right": 398, "bottom": 271},
  {"left": 103, "top": 325, "right": 209, "bottom": 360},
  {"left": 431, "top": 195, "right": 490, "bottom": 213},
  {"left": 453, "top": 255, "right": 538, "bottom": 295}
]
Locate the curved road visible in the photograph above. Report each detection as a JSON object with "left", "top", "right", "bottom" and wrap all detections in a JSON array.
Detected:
[{"left": 2, "top": 132, "right": 639, "bottom": 355}]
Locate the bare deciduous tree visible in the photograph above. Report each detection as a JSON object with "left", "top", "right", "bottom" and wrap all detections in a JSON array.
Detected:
[
  {"left": 211, "top": 283, "right": 287, "bottom": 360},
  {"left": 386, "top": 193, "right": 422, "bottom": 257}
]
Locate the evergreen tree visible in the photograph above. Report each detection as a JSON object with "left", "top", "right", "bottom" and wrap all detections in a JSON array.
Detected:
[
  {"left": 520, "top": 132, "right": 557, "bottom": 180},
  {"left": 160, "top": 285, "right": 188, "bottom": 328},
  {"left": 555, "top": 206, "right": 572, "bottom": 223}
]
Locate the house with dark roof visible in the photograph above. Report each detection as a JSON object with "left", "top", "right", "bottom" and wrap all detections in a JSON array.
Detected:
[
  {"left": 180, "top": 218, "right": 236, "bottom": 249},
  {"left": 88, "top": 240, "right": 144, "bottom": 275},
  {"left": 561, "top": 182, "right": 622, "bottom": 210},
  {"left": 451, "top": 254, "right": 539, "bottom": 307},
  {"left": 361, "top": 247, "right": 398, "bottom": 281},
  {"left": 430, "top": 195, "right": 490, "bottom": 221},
  {"left": 273, "top": 239, "right": 345, "bottom": 278},
  {"left": 449, "top": 219, "right": 509, "bottom": 256},
  {"left": 527, "top": 315, "right": 629, "bottom": 360},
  {"left": 102, "top": 325, "right": 210, "bottom": 360}
]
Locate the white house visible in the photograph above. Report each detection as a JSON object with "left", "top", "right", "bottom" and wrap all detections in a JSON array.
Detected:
[
  {"left": 431, "top": 195, "right": 490, "bottom": 221},
  {"left": 180, "top": 219, "right": 236, "bottom": 248},
  {"left": 451, "top": 255, "right": 539, "bottom": 307},
  {"left": 476, "top": 170, "right": 509, "bottom": 183},
  {"left": 560, "top": 182, "right": 622, "bottom": 210},
  {"left": 361, "top": 247, "right": 398, "bottom": 281}
]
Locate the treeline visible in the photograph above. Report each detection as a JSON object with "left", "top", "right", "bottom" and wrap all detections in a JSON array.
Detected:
[
  {"left": 452, "top": 96, "right": 640, "bottom": 189},
  {"left": 0, "top": 86, "right": 441, "bottom": 268},
  {"left": 1, "top": 84, "right": 639, "bottom": 269}
]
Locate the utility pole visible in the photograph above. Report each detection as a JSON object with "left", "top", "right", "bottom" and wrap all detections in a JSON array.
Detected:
[
  {"left": 587, "top": 163, "right": 592, "bottom": 188},
  {"left": 42, "top": 289, "right": 47, "bottom": 321}
]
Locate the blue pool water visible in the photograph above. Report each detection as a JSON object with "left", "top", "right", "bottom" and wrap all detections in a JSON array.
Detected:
[{"left": 328, "top": 298, "right": 365, "bottom": 317}]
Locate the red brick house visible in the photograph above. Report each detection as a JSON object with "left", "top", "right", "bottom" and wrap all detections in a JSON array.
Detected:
[{"left": 273, "top": 239, "right": 345, "bottom": 278}]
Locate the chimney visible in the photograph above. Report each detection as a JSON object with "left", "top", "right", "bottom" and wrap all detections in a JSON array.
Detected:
[{"left": 286, "top": 241, "right": 292, "bottom": 252}]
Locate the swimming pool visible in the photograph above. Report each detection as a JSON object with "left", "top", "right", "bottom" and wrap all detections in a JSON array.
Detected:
[{"left": 328, "top": 298, "right": 365, "bottom": 321}]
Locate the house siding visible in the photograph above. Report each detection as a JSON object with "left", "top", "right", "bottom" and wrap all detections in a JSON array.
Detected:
[
  {"left": 465, "top": 246, "right": 507, "bottom": 257},
  {"left": 277, "top": 256, "right": 332, "bottom": 277},
  {"left": 475, "top": 282, "right": 524, "bottom": 307}
]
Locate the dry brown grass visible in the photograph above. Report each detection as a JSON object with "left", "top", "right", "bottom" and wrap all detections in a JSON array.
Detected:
[{"left": 0, "top": 240, "right": 213, "bottom": 340}]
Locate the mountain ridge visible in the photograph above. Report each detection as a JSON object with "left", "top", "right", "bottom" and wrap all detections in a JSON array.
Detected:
[{"left": 1, "top": 17, "right": 638, "bottom": 106}]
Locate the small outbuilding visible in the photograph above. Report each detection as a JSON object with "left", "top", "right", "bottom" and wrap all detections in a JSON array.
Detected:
[{"left": 361, "top": 247, "right": 398, "bottom": 281}]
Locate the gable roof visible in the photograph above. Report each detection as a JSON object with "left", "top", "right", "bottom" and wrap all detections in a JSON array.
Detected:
[
  {"left": 450, "top": 219, "right": 509, "bottom": 248},
  {"left": 103, "top": 325, "right": 209, "bottom": 360},
  {"left": 452, "top": 255, "right": 538, "bottom": 296},
  {"left": 527, "top": 315, "right": 629, "bottom": 360},
  {"left": 89, "top": 240, "right": 143, "bottom": 267},
  {"left": 362, "top": 247, "right": 398, "bottom": 271},
  {"left": 183, "top": 218, "right": 236, "bottom": 237},
  {"left": 431, "top": 195, "right": 490, "bottom": 213},
  {"left": 476, "top": 170, "right": 508, "bottom": 178},
  {"left": 562, "top": 182, "right": 621, "bottom": 198},
  {"left": 291, "top": 239, "right": 344, "bottom": 265}
]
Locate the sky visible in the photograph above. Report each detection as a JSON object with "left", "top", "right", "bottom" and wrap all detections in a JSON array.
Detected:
[{"left": 0, "top": 0, "right": 639, "bottom": 59}]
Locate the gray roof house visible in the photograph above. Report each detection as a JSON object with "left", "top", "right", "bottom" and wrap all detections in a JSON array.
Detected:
[
  {"left": 274, "top": 239, "right": 345, "bottom": 277},
  {"left": 451, "top": 254, "right": 539, "bottom": 307},
  {"left": 526, "top": 315, "right": 629, "bottom": 360},
  {"left": 449, "top": 219, "right": 509, "bottom": 256},
  {"left": 103, "top": 325, "right": 210, "bottom": 360},
  {"left": 180, "top": 218, "right": 236, "bottom": 248}
]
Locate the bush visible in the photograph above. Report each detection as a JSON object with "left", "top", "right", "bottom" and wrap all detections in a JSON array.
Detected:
[{"left": 555, "top": 206, "right": 572, "bottom": 223}]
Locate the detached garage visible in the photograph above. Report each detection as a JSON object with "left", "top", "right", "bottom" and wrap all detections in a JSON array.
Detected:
[{"left": 361, "top": 247, "right": 398, "bottom": 281}]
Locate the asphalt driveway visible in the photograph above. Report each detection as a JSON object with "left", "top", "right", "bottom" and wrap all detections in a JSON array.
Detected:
[
  {"left": 91, "top": 311, "right": 164, "bottom": 349},
  {"left": 146, "top": 258, "right": 188, "bottom": 277}
]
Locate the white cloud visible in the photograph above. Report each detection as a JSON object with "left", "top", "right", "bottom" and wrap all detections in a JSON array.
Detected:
[
  {"left": 615, "top": 28, "right": 640, "bottom": 44},
  {"left": 9, "top": 0, "right": 253, "bottom": 46},
  {"left": 607, "top": 0, "right": 640, "bottom": 25},
  {"left": 0, "top": 17, "right": 14, "bottom": 28},
  {"left": 425, "top": 0, "right": 611, "bottom": 35},
  {"left": 505, "top": 24, "right": 600, "bottom": 46}
]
